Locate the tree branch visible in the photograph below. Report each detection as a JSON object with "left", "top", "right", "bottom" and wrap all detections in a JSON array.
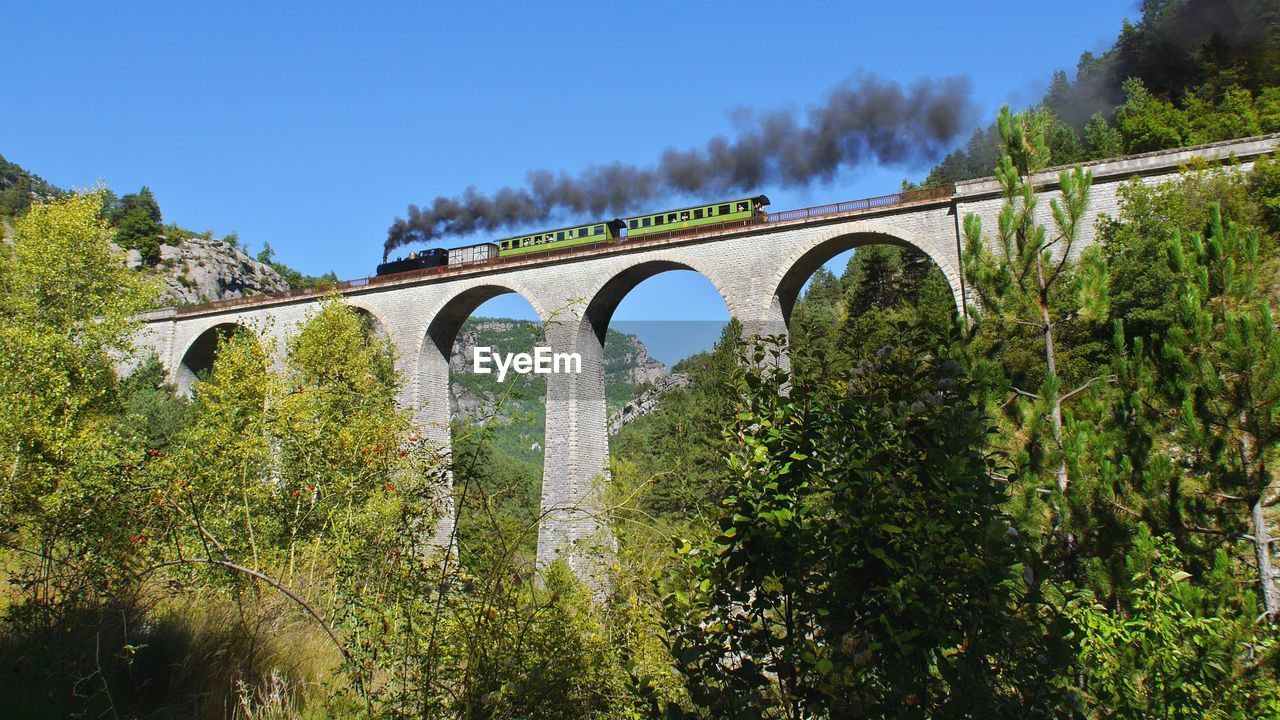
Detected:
[
  {"left": 1011, "top": 386, "right": 1043, "bottom": 401},
  {"left": 1060, "top": 375, "right": 1117, "bottom": 404}
]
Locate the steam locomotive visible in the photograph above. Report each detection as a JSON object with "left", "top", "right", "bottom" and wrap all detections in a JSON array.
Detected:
[{"left": 376, "top": 195, "right": 770, "bottom": 277}]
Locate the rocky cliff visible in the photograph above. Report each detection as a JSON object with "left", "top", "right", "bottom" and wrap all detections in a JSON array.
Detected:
[{"left": 124, "top": 238, "right": 291, "bottom": 306}]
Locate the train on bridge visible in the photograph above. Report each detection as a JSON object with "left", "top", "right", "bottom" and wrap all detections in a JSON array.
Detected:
[{"left": 376, "top": 195, "right": 771, "bottom": 276}]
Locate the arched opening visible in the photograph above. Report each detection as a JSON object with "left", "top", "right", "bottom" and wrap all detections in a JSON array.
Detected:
[
  {"left": 584, "top": 261, "right": 733, "bottom": 421},
  {"left": 175, "top": 322, "right": 251, "bottom": 396},
  {"left": 771, "top": 231, "right": 959, "bottom": 365},
  {"left": 418, "top": 285, "right": 547, "bottom": 570},
  {"left": 348, "top": 304, "right": 389, "bottom": 340},
  {"left": 582, "top": 261, "right": 735, "bottom": 526}
]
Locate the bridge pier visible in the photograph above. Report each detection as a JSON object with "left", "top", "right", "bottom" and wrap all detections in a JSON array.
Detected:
[{"left": 536, "top": 319, "right": 613, "bottom": 584}]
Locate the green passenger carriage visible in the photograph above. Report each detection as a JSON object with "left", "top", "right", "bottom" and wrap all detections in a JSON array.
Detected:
[
  {"left": 623, "top": 194, "right": 769, "bottom": 238},
  {"left": 495, "top": 219, "right": 626, "bottom": 258}
]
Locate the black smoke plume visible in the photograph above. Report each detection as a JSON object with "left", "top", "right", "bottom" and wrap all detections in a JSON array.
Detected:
[{"left": 385, "top": 72, "right": 975, "bottom": 258}]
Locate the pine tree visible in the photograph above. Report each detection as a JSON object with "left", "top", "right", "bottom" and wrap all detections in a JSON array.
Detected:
[
  {"left": 1161, "top": 204, "right": 1280, "bottom": 617},
  {"left": 962, "top": 106, "right": 1110, "bottom": 495}
]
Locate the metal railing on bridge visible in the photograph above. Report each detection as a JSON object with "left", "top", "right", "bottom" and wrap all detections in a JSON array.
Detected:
[{"left": 174, "top": 184, "right": 955, "bottom": 317}]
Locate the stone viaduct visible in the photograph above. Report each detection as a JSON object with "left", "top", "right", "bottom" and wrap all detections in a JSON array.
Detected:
[{"left": 131, "top": 133, "right": 1280, "bottom": 583}]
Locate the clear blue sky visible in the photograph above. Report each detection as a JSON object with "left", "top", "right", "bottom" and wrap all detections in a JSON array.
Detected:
[{"left": 4, "top": 2, "right": 1136, "bottom": 362}]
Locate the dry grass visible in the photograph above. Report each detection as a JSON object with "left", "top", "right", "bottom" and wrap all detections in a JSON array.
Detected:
[{"left": 0, "top": 574, "right": 347, "bottom": 719}]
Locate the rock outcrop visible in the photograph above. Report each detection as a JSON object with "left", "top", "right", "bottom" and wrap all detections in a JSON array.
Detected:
[
  {"left": 608, "top": 373, "right": 689, "bottom": 435},
  {"left": 125, "top": 238, "right": 291, "bottom": 306}
]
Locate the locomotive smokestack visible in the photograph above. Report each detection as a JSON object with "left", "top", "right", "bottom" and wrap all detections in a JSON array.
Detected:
[{"left": 385, "top": 72, "right": 975, "bottom": 258}]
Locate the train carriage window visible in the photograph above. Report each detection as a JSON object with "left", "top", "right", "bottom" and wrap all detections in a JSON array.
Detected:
[
  {"left": 737, "top": 202, "right": 748, "bottom": 212},
  {"left": 680, "top": 211, "right": 690, "bottom": 221},
  {"left": 594, "top": 224, "right": 605, "bottom": 235},
  {"left": 628, "top": 219, "right": 639, "bottom": 230},
  {"left": 667, "top": 213, "right": 677, "bottom": 223},
  {"left": 694, "top": 208, "right": 703, "bottom": 219},
  {"left": 719, "top": 204, "right": 730, "bottom": 214},
  {"left": 642, "top": 217, "right": 651, "bottom": 228},
  {"left": 557, "top": 231, "right": 566, "bottom": 241}
]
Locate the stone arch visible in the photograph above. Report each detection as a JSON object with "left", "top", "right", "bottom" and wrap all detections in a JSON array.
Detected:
[
  {"left": 768, "top": 222, "right": 963, "bottom": 330},
  {"left": 175, "top": 321, "right": 253, "bottom": 396},
  {"left": 581, "top": 258, "right": 735, "bottom": 345},
  {"left": 531, "top": 259, "right": 734, "bottom": 577},
  {"left": 417, "top": 284, "right": 550, "bottom": 389},
  {"left": 345, "top": 300, "right": 390, "bottom": 340},
  {"left": 413, "top": 282, "right": 549, "bottom": 551}
]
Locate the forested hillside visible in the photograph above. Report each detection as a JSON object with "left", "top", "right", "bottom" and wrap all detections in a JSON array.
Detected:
[
  {"left": 6, "top": 1, "right": 1280, "bottom": 718},
  {"left": 921, "top": 0, "right": 1280, "bottom": 187}
]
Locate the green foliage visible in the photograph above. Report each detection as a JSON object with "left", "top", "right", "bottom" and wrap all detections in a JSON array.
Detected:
[
  {"left": 0, "top": 191, "right": 159, "bottom": 659},
  {"left": 267, "top": 257, "right": 341, "bottom": 291},
  {"left": 611, "top": 320, "right": 744, "bottom": 520},
  {"left": 116, "top": 353, "right": 191, "bottom": 450},
  {"left": 1084, "top": 111, "right": 1123, "bottom": 158},
  {"left": 109, "top": 187, "right": 166, "bottom": 265},
  {"left": 1102, "top": 160, "right": 1267, "bottom": 344},
  {"left": 1250, "top": 152, "right": 1280, "bottom": 237},
  {"left": 1067, "top": 534, "right": 1280, "bottom": 718},
  {"left": 428, "top": 560, "right": 630, "bottom": 719},
  {"left": 110, "top": 186, "right": 162, "bottom": 225},
  {"left": 451, "top": 420, "right": 543, "bottom": 570},
  {"left": 1116, "top": 77, "right": 1191, "bottom": 152},
  {"left": 1161, "top": 203, "right": 1280, "bottom": 615},
  {"left": 0, "top": 153, "right": 62, "bottom": 219},
  {"left": 962, "top": 106, "right": 1109, "bottom": 498},
  {"left": 664, "top": 336, "right": 1057, "bottom": 718},
  {"left": 1260, "top": 87, "right": 1280, "bottom": 131},
  {"left": 116, "top": 206, "right": 164, "bottom": 264}
]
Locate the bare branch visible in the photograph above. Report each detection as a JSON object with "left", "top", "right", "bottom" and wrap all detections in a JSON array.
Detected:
[
  {"left": 1011, "top": 387, "right": 1043, "bottom": 401},
  {"left": 1060, "top": 375, "right": 1117, "bottom": 404}
]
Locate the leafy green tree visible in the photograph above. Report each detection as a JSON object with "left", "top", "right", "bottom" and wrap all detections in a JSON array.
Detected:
[
  {"left": 115, "top": 206, "right": 163, "bottom": 265},
  {"left": 844, "top": 245, "right": 903, "bottom": 314},
  {"left": 0, "top": 153, "right": 63, "bottom": 219},
  {"left": 1116, "top": 77, "right": 1190, "bottom": 152},
  {"left": 1249, "top": 152, "right": 1280, "bottom": 236},
  {"left": 1184, "top": 85, "right": 1263, "bottom": 144},
  {"left": 1067, "top": 533, "right": 1280, "bottom": 718},
  {"left": 664, "top": 336, "right": 1058, "bottom": 719},
  {"left": 0, "top": 190, "right": 158, "bottom": 619},
  {"left": 116, "top": 353, "right": 190, "bottom": 450},
  {"left": 789, "top": 267, "right": 843, "bottom": 355},
  {"left": 119, "top": 186, "right": 161, "bottom": 224},
  {"left": 1259, "top": 87, "right": 1280, "bottom": 132},
  {"left": 1083, "top": 112, "right": 1123, "bottom": 159}
]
